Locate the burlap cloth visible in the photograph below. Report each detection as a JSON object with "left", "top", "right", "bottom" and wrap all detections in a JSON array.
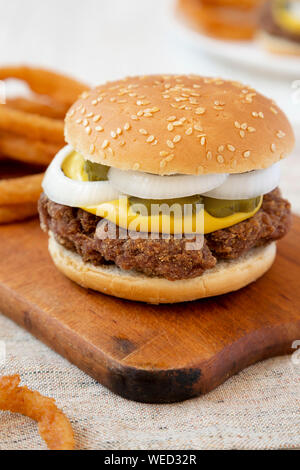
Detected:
[{"left": 0, "top": 312, "right": 299, "bottom": 450}]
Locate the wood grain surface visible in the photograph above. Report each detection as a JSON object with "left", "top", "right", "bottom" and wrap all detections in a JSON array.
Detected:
[{"left": 0, "top": 217, "right": 299, "bottom": 403}]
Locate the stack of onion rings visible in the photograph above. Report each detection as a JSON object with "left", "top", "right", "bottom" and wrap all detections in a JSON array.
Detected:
[{"left": 0, "top": 65, "right": 88, "bottom": 223}]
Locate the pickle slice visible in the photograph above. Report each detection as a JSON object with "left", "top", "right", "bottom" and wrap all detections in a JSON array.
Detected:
[
  {"left": 84, "top": 160, "right": 110, "bottom": 181},
  {"left": 129, "top": 195, "right": 261, "bottom": 218},
  {"left": 129, "top": 195, "right": 204, "bottom": 215},
  {"left": 203, "top": 196, "right": 261, "bottom": 218}
]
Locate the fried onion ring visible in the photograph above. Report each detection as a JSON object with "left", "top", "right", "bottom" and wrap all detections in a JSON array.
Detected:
[
  {"left": 0, "top": 132, "right": 61, "bottom": 166},
  {"left": 0, "top": 202, "right": 38, "bottom": 223},
  {"left": 0, "top": 173, "right": 43, "bottom": 205},
  {"left": 6, "top": 97, "right": 69, "bottom": 120},
  {"left": 0, "top": 65, "right": 88, "bottom": 106},
  {"left": 0, "top": 107, "right": 65, "bottom": 144},
  {"left": 0, "top": 375, "right": 75, "bottom": 450}
]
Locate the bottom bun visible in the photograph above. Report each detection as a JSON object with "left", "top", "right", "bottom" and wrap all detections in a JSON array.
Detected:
[
  {"left": 258, "top": 31, "right": 300, "bottom": 56},
  {"left": 48, "top": 232, "right": 276, "bottom": 304}
]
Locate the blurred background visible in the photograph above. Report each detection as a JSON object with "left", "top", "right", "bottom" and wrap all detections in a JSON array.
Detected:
[{"left": 0, "top": 0, "right": 299, "bottom": 208}]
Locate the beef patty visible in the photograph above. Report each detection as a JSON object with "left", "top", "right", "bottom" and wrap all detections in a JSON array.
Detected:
[{"left": 38, "top": 189, "right": 291, "bottom": 281}]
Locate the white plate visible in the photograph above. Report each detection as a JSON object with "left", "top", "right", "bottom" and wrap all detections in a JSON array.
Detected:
[{"left": 172, "top": 12, "right": 300, "bottom": 79}]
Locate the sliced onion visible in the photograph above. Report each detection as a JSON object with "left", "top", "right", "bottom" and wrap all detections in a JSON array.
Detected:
[
  {"left": 203, "top": 163, "right": 281, "bottom": 200},
  {"left": 108, "top": 167, "right": 228, "bottom": 200},
  {"left": 42, "top": 145, "right": 121, "bottom": 207}
]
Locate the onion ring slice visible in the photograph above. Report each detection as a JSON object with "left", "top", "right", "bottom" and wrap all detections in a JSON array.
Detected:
[
  {"left": 43, "top": 146, "right": 121, "bottom": 207},
  {"left": 203, "top": 162, "right": 281, "bottom": 200},
  {"left": 0, "top": 375, "right": 74, "bottom": 450},
  {"left": 108, "top": 167, "right": 228, "bottom": 199}
]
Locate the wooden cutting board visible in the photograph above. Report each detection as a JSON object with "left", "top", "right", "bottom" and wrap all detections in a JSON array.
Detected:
[{"left": 0, "top": 216, "right": 299, "bottom": 403}]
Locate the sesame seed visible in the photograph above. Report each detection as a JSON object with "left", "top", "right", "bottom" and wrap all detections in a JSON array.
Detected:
[
  {"left": 241, "top": 123, "right": 247, "bottom": 130},
  {"left": 217, "top": 155, "right": 224, "bottom": 163},
  {"left": 173, "top": 121, "right": 182, "bottom": 127},
  {"left": 167, "top": 123, "right": 174, "bottom": 131},
  {"left": 124, "top": 122, "right": 131, "bottom": 131},
  {"left": 89, "top": 144, "right": 95, "bottom": 154},
  {"left": 95, "top": 126, "right": 103, "bottom": 132},
  {"left": 277, "top": 130, "right": 285, "bottom": 138},
  {"left": 185, "top": 127, "right": 193, "bottom": 135},
  {"left": 137, "top": 110, "right": 144, "bottom": 117},
  {"left": 167, "top": 116, "right": 176, "bottom": 122},
  {"left": 247, "top": 127, "right": 256, "bottom": 133},
  {"left": 200, "top": 137, "right": 206, "bottom": 146},
  {"left": 218, "top": 145, "right": 224, "bottom": 152},
  {"left": 117, "top": 128, "right": 122, "bottom": 135},
  {"left": 160, "top": 151, "right": 169, "bottom": 157},
  {"left": 133, "top": 163, "right": 140, "bottom": 170},
  {"left": 195, "top": 107, "right": 206, "bottom": 115},
  {"left": 227, "top": 145, "right": 235, "bottom": 152},
  {"left": 194, "top": 124, "right": 203, "bottom": 131},
  {"left": 92, "top": 100, "right": 98, "bottom": 105},
  {"left": 83, "top": 119, "right": 88, "bottom": 127},
  {"left": 151, "top": 107, "right": 160, "bottom": 113},
  {"left": 258, "top": 112, "right": 264, "bottom": 119},
  {"left": 160, "top": 160, "right": 166, "bottom": 169},
  {"left": 144, "top": 113, "right": 153, "bottom": 117},
  {"left": 147, "top": 135, "right": 155, "bottom": 143},
  {"left": 240, "top": 130, "right": 245, "bottom": 138},
  {"left": 111, "top": 131, "right": 117, "bottom": 139},
  {"left": 102, "top": 140, "right": 110, "bottom": 150},
  {"left": 206, "top": 151, "right": 212, "bottom": 160},
  {"left": 131, "top": 115, "right": 138, "bottom": 120},
  {"left": 243, "top": 151, "right": 251, "bottom": 158},
  {"left": 270, "top": 107, "right": 278, "bottom": 115},
  {"left": 173, "top": 135, "right": 181, "bottom": 143},
  {"left": 85, "top": 126, "right": 91, "bottom": 135},
  {"left": 252, "top": 112, "right": 258, "bottom": 117},
  {"left": 93, "top": 114, "right": 101, "bottom": 122},
  {"left": 139, "top": 129, "right": 148, "bottom": 135},
  {"left": 68, "top": 109, "right": 75, "bottom": 117},
  {"left": 271, "top": 143, "right": 276, "bottom": 153},
  {"left": 167, "top": 140, "right": 175, "bottom": 149},
  {"left": 76, "top": 118, "right": 82, "bottom": 124},
  {"left": 234, "top": 121, "right": 241, "bottom": 129}
]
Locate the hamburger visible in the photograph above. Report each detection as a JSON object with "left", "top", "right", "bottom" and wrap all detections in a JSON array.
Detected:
[
  {"left": 177, "top": 0, "right": 267, "bottom": 40},
  {"left": 38, "top": 75, "right": 294, "bottom": 304},
  {"left": 259, "top": 0, "right": 300, "bottom": 55}
]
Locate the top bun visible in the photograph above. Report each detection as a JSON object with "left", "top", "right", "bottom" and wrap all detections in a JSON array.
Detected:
[{"left": 65, "top": 75, "right": 294, "bottom": 176}]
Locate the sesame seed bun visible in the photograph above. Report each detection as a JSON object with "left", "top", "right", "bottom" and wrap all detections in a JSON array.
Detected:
[
  {"left": 48, "top": 232, "right": 276, "bottom": 304},
  {"left": 65, "top": 75, "right": 294, "bottom": 176}
]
